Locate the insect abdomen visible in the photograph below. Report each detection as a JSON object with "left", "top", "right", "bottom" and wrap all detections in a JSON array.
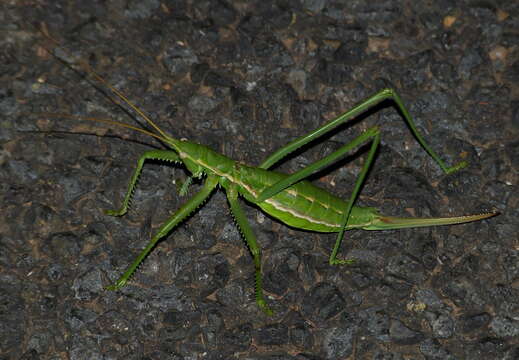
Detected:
[{"left": 236, "top": 166, "right": 364, "bottom": 232}]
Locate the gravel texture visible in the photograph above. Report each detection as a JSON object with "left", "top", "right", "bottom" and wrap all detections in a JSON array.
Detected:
[{"left": 1, "top": 1, "right": 518, "bottom": 359}]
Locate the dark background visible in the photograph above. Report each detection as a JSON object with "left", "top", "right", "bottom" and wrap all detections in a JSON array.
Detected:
[{"left": 1, "top": 1, "right": 518, "bottom": 359}]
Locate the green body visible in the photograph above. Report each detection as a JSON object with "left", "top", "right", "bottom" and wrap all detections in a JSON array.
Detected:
[
  {"left": 170, "top": 137, "right": 493, "bottom": 234},
  {"left": 176, "top": 139, "right": 372, "bottom": 232}
]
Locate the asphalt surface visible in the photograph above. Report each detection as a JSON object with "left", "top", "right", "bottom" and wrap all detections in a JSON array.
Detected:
[{"left": 1, "top": 1, "right": 518, "bottom": 359}]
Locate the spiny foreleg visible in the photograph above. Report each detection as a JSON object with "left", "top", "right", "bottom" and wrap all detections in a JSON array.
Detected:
[{"left": 105, "top": 150, "right": 181, "bottom": 217}]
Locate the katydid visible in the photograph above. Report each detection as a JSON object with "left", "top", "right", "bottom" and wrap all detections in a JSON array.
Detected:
[{"left": 43, "top": 42, "right": 496, "bottom": 316}]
